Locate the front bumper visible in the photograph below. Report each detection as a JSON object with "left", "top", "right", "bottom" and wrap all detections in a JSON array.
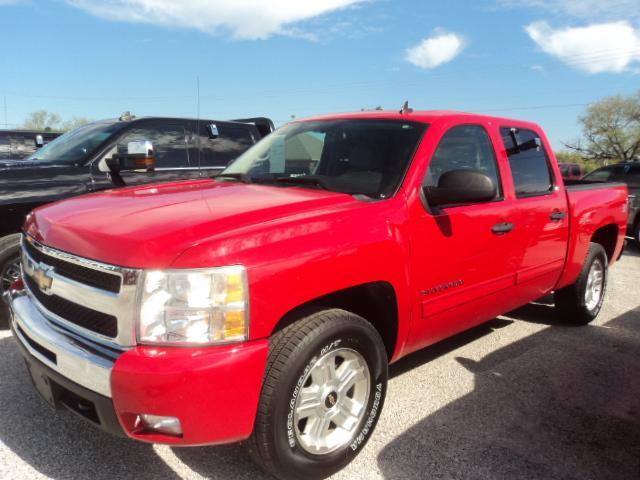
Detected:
[{"left": 7, "top": 285, "right": 269, "bottom": 446}]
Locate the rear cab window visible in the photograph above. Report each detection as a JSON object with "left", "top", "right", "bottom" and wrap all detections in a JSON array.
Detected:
[{"left": 500, "top": 127, "right": 554, "bottom": 198}]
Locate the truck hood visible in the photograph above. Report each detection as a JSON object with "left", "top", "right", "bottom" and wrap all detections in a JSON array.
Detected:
[{"left": 25, "top": 179, "right": 358, "bottom": 268}]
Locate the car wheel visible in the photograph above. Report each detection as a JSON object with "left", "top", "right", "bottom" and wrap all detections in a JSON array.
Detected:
[
  {"left": 554, "top": 242, "right": 608, "bottom": 326},
  {"left": 247, "top": 309, "right": 388, "bottom": 480},
  {"left": 0, "top": 234, "right": 22, "bottom": 328},
  {"left": 634, "top": 219, "right": 640, "bottom": 250}
]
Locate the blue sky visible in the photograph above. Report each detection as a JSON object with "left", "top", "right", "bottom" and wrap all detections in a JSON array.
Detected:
[{"left": 1, "top": 0, "right": 639, "bottom": 149}]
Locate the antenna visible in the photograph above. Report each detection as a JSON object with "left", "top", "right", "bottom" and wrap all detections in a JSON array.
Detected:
[{"left": 3, "top": 96, "right": 7, "bottom": 128}]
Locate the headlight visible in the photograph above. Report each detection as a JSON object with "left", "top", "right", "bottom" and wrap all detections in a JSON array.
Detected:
[{"left": 138, "top": 266, "right": 248, "bottom": 345}]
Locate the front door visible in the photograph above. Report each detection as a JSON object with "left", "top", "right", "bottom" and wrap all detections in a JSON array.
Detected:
[
  {"left": 406, "top": 123, "right": 520, "bottom": 354},
  {"left": 91, "top": 120, "right": 202, "bottom": 189}
]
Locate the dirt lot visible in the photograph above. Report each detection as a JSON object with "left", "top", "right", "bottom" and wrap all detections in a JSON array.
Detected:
[{"left": 1, "top": 246, "right": 638, "bottom": 480}]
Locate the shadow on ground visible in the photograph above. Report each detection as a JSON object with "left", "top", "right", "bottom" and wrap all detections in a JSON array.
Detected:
[{"left": 377, "top": 307, "right": 640, "bottom": 480}]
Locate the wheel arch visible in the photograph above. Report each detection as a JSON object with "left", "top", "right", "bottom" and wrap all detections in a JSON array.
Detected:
[
  {"left": 590, "top": 224, "right": 619, "bottom": 263},
  {"left": 271, "top": 281, "right": 399, "bottom": 359}
]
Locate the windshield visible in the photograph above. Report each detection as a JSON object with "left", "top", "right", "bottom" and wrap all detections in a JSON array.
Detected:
[
  {"left": 221, "top": 119, "right": 427, "bottom": 199},
  {"left": 27, "top": 122, "right": 124, "bottom": 163}
]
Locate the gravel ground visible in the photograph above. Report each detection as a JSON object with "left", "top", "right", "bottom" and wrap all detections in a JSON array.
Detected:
[{"left": 1, "top": 246, "right": 639, "bottom": 480}]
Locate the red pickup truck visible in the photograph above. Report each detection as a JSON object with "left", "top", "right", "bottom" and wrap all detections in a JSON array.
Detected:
[{"left": 6, "top": 111, "right": 628, "bottom": 480}]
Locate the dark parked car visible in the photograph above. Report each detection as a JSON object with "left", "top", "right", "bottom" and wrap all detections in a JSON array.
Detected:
[
  {"left": 583, "top": 162, "right": 640, "bottom": 246},
  {"left": 559, "top": 162, "right": 584, "bottom": 181},
  {"left": 0, "top": 130, "right": 61, "bottom": 161},
  {"left": 0, "top": 114, "right": 274, "bottom": 322}
]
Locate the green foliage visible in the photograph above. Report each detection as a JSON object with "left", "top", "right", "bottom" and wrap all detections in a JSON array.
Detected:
[
  {"left": 22, "top": 110, "right": 92, "bottom": 132},
  {"left": 565, "top": 91, "right": 640, "bottom": 164}
]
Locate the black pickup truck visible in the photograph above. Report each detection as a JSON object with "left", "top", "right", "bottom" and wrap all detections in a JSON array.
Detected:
[
  {"left": 0, "top": 114, "right": 273, "bottom": 323},
  {"left": 0, "top": 130, "right": 61, "bottom": 161},
  {"left": 583, "top": 162, "right": 640, "bottom": 247}
]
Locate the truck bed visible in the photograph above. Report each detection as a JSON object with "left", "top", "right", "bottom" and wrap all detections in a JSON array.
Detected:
[{"left": 556, "top": 180, "right": 629, "bottom": 290}]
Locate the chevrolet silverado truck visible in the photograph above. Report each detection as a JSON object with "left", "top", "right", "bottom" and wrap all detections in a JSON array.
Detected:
[
  {"left": 5, "top": 111, "right": 628, "bottom": 480},
  {"left": 0, "top": 114, "right": 274, "bottom": 324}
]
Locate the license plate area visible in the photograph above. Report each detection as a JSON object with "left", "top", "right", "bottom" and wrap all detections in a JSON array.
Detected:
[{"left": 25, "top": 360, "right": 58, "bottom": 410}]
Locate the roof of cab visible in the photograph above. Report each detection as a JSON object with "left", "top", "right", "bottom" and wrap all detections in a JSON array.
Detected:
[{"left": 298, "top": 110, "right": 542, "bottom": 131}]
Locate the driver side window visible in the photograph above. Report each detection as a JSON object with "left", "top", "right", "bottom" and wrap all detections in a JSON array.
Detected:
[{"left": 424, "top": 124, "right": 502, "bottom": 199}]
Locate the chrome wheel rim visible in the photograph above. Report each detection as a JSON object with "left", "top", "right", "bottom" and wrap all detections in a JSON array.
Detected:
[
  {"left": 584, "top": 259, "right": 604, "bottom": 311},
  {"left": 293, "top": 348, "right": 371, "bottom": 455},
  {"left": 0, "top": 256, "right": 21, "bottom": 294}
]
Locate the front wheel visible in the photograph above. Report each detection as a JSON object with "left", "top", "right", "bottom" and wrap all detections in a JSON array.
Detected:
[
  {"left": 0, "top": 234, "right": 22, "bottom": 328},
  {"left": 555, "top": 243, "right": 608, "bottom": 325},
  {"left": 247, "top": 309, "right": 388, "bottom": 480}
]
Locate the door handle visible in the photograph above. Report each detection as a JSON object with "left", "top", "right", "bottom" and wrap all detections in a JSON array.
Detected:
[
  {"left": 550, "top": 211, "right": 567, "bottom": 221},
  {"left": 492, "top": 222, "right": 515, "bottom": 235}
]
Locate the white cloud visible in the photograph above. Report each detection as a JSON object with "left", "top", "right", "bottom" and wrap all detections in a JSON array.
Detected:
[
  {"left": 66, "top": 0, "right": 364, "bottom": 40},
  {"left": 525, "top": 21, "right": 640, "bottom": 74},
  {"left": 498, "top": 0, "right": 640, "bottom": 22},
  {"left": 405, "top": 32, "right": 466, "bottom": 69}
]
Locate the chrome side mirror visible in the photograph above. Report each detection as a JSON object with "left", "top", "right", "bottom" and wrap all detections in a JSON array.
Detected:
[{"left": 35, "top": 135, "right": 44, "bottom": 148}]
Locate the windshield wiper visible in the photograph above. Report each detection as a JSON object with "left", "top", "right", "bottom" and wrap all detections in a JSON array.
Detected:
[
  {"left": 275, "top": 176, "right": 330, "bottom": 190},
  {"left": 215, "top": 172, "right": 252, "bottom": 183}
]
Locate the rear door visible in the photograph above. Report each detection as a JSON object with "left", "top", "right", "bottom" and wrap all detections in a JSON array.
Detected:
[
  {"left": 499, "top": 127, "right": 569, "bottom": 299},
  {"left": 408, "top": 123, "right": 521, "bottom": 351}
]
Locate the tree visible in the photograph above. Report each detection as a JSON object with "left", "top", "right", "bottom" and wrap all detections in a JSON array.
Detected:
[
  {"left": 21, "top": 111, "right": 92, "bottom": 132},
  {"left": 62, "top": 117, "right": 92, "bottom": 131},
  {"left": 565, "top": 91, "right": 640, "bottom": 164},
  {"left": 22, "top": 110, "right": 62, "bottom": 131}
]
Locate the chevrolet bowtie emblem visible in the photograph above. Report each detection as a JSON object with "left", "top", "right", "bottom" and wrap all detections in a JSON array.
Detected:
[{"left": 33, "top": 265, "right": 53, "bottom": 293}]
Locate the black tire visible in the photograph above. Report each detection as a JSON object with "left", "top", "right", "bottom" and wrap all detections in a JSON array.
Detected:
[
  {"left": 555, "top": 243, "right": 608, "bottom": 326},
  {"left": 0, "top": 233, "right": 22, "bottom": 329},
  {"left": 247, "top": 309, "right": 388, "bottom": 480},
  {"left": 634, "top": 219, "right": 640, "bottom": 250}
]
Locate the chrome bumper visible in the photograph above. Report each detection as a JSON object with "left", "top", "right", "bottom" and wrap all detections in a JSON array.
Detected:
[{"left": 6, "top": 288, "right": 115, "bottom": 397}]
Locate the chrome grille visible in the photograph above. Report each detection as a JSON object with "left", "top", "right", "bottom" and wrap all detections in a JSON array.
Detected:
[{"left": 20, "top": 235, "right": 141, "bottom": 348}]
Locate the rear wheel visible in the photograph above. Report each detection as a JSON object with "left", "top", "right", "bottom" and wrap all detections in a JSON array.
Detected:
[
  {"left": 634, "top": 219, "right": 640, "bottom": 249},
  {"left": 247, "top": 309, "right": 388, "bottom": 480},
  {"left": 0, "top": 234, "right": 22, "bottom": 328},
  {"left": 555, "top": 243, "right": 608, "bottom": 325}
]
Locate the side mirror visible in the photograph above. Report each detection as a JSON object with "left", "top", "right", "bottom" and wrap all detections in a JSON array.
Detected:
[
  {"left": 424, "top": 169, "right": 497, "bottom": 208},
  {"left": 35, "top": 135, "right": 44, "bottom": 148},
  {"left": 106, "top": 140, "right": 156, "bottom": 173}
]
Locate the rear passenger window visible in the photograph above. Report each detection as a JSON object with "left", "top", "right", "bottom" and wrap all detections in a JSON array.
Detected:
[
  {"left": 501, "top": 128, "right": 553, "bottom": 198},
  {"left": 424, "top": 124, "right": 501, "bottom": 199}
]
